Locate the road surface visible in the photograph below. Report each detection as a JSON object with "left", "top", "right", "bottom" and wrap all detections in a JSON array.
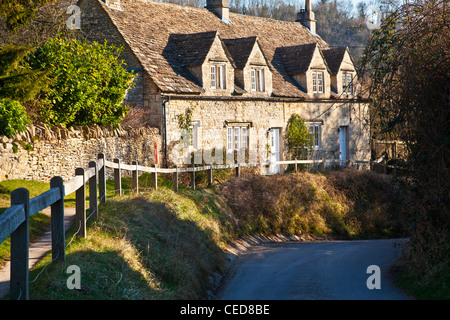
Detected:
[{"left": 216, "top": 239, "right": 411, "bottom": 300}]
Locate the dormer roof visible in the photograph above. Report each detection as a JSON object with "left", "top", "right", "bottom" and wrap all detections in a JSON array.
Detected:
[
  {"left": 277, "top": 43, "right": 331, "bottom": 76},
  {"left": 322, "top": 47, "right": 355, "bottom": 75},
  {"left": 222, "top": 37, "right": 268, "bottom": 69}
]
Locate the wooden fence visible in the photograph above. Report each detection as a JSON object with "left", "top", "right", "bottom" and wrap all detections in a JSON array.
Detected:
[{"left": 0, "top": 153, "right": 390, "bottom": 300}]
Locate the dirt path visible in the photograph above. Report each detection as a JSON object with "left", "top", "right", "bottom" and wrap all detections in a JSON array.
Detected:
[{"left": 0, "top": 207, "right": 76, "bottom": 299}]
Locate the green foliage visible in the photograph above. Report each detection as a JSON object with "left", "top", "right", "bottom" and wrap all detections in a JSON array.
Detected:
[
  {"left": 0, "top": 44, "right": 49, "bottom": 103},
  {"left": 285, "top": 113, "right": 312, "bottom": 159},
  {"left": 29, "top": 38, "right": 136, "bottom": 128},
  {"left": 0, "top": 0, "right": 55, "bottom": 31},
  {"left": 0, "top": 98, "right": 30, "bottom": 138}
]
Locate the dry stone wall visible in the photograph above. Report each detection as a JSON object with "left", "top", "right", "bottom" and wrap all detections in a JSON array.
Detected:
[{"left": 0, "top": 123, "right": 161, "bottom": 182}]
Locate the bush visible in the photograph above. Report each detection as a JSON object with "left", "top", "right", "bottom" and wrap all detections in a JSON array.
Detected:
[
  {"left": 0, "top": 98, "right": 30, "bottom": 138},
  {"left": 29, "top": 38, "right": 136, "bottom": 128}
]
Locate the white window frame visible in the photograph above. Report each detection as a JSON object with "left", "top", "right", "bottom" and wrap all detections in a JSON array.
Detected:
[
  {"left": 234, "top": 127, "right": 241, "bottom": 151},
  {"left": 211, "top": 66, "right": 217, "bottom": 89},
  {"left": 251, "top": 69, "right": 257, "bottom": 91},
  {"left": 343, "top": 73, "right": 353, "bottom": 95},
  {"left": 227, "top": 127, "right": 234, "bottom": 152},
  {"left": 188, "top": 121, "right": 201, "bottom": 150},
  {"left": 307, "top": 123, "right": 321, "bottom": 149},
  {"left": 226, "top": 125, "right": 249, "bottom": 152},
  {"left": 251, "top": 68, "right": 265, "bottom": 92},
  {"left": 312, "top": 72, "right": 324, "bottom": 94},
  {"left": 219, "top": 65, "right": 226, "bottom": 89},
  {"left": 212, "top": 64, "right": 226, "bottom": 90}
]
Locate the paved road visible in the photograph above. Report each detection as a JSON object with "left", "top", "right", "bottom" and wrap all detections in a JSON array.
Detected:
[{"left": 216, "top": 239, "right": 411, "bottom": 300}]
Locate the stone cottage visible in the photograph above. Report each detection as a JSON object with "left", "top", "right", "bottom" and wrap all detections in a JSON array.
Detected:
[{"left": 78, "top": 0, "right": 370, "bottom": 172}]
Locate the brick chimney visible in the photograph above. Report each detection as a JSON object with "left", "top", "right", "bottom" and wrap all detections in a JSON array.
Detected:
[
  {"left": 206, "top": 0, "right": 231, "bottom": 23},
  {"left": 296, "top": 0, "right": 316, "bottom": 34}
]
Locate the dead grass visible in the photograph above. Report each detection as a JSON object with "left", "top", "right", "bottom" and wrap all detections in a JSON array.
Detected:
[{"left": 26, "top": 169, "right": 412, "bottom": 300}]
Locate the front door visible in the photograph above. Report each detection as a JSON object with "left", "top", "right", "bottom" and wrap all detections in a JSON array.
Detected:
[
  {"left": 269, "top": 128, "right": 280, "bottom": 174},
  {"left": 339, "top": 126, "right": 347, "bottom": 167}
]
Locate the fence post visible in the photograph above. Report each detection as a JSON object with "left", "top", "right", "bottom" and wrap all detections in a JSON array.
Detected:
[
  {"left": 114, "top": 158, "right": 121, "bottom": 196},
  {"left": 191, "top": 163, "right": 196, "bottom": 190},
  {"left": 153, "top": 164, "right": 158, "bottom": 190},
  {"left": 174, "top": 165, "right": 179, "bottom": 192},
  {"left": 236, "top": 163, "right": 240, "bottom": 178},
  {"left": 98, "top": 153, "right": 106, "bottom": 204},
  {"left": 320, "top": 158, "right": 324, "bottom": 172},
  {"left": 132, "top": 161, "right": 139, "bottom": 194},
  {"left": 89, "top": 161, "right": 98, "bottom": 221},
  {"left": 50, "top": 176, "right": 65, "bottom": 264},
  {"left": 10, "top": 188, "right": 30, "bottom": 300},
  {"left": 294, "top": 159, "right": 298, "bottom": 173},
  {"left": 75, "top": 167, "right": 86, "bottom": 238},
  {"left": 208, "top": 165, "right": 213, "bottom": 186}
]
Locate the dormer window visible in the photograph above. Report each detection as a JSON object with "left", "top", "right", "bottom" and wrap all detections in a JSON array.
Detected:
[
  {"left": 211, "top": 64, "right": 226, "bottom": 89},
  {"left": 343, "top": 73, "right": 353, "bottom": 95},
  {"left": 251, "top": 68, "right": 265, "bottom": 92},
  {"left": 312, "top": 72, "right": 324, "bottom": 93}
]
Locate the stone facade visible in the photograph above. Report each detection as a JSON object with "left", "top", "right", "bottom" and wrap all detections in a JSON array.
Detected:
[
  {"left": 77, "top": 0, "right": 371, "bottom": 169},
  {"left": 0, "top": 124, "right": 161, "bottom": 182}
]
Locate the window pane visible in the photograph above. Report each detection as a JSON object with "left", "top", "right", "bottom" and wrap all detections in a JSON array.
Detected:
[
  {"left": 312, "top": 72, "right": 317, "bottom": 93},
  {"left": 227, "top": 127, "right": 233, "bottom": 151},
  {"left": 251, "top": 69, "right": 256, "bottom": 91},
  {"left": 234, "top": 127, "right": 240, "bottom": 150},
  {"left": 314, "top": 125, "right": 320, "bottom": 147},
  {"left": 318, "top": 72, "right": 323, "bottom": 93},
  {"left": 211, "top": 66, "right": 216, "bottom": 89},
  {"left": 242, "top": 127, "right": 248, "bottom": 149},
  {"left": 219, "top": 65, "right": 226, "bottom": 89},
  {"left": 258, "top": 69, "right": 264, "bottom": 92}
]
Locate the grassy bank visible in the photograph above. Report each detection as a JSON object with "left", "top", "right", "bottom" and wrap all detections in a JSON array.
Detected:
[{"left": 7, "top": 169, "right": 415, "bottom": 300}]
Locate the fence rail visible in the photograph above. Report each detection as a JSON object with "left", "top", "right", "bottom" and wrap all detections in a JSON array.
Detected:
[{"left": 0, "top": 153, "right": 398, "bottom": 300}]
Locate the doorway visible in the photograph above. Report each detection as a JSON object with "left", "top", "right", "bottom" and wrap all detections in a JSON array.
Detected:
[{"left": 339, "top": 126, "right": 348, "bottom": 167}]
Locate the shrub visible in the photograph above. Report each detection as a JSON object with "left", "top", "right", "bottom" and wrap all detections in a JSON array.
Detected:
[
  {"left": 29, "top": 38, "right": 136, "bottom": 128},
  {"left": 285, "top": 113, "right": 312, "bottom": 159},
  {"left": 0, "top": 98, "right": 30, "bottom": 138}
]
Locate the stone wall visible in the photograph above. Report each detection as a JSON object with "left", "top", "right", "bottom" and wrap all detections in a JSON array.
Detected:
[
  {"left": 0, "top": 123, "right": 161, "bottom": 182},
  {"left": 164, "top": 97, "right": 371, "bottom": 167}
]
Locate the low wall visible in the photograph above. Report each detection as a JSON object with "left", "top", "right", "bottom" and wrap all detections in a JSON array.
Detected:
[{"left": 0, "top": 123, "right": 161, "bottom": 182}]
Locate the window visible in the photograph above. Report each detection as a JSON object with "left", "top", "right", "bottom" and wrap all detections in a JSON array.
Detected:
[
  {"left": 234, "top": 127, "right": 241, "bottom": 150},
  {"left": 312, "top": 72, "right": 324, "bottom": 94},
  {"left": 307, "top": 124, "right": 321, "bottom": 149},
  {"left": 226, "top": 125, "right": 249, "bottom": 152},
  {"left": 211, "top": 66, "right": 217, "bottom": 89},
  {"left": 251, "top": 68, "right": 265, "bottom": 92},
  {"left": 211, "top": 65, "right": 226, "bottom": 89},
  {"left": 343, "top": 73, "right": 353, "bottom": 95},
  {"left": 188, "top": 121, "right": 200, "bottom": 149},
  {"left": 227, "top": 127, "right": 233, "bottom": 151}
]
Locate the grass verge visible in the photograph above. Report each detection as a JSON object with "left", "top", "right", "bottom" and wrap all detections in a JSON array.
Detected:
[{"left": 3, "top": 169, "right": 446, "bottom": 299}]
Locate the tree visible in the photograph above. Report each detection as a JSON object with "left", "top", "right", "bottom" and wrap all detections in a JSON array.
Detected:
[
  {"left": 0, "top": 44, "right": 48, "bottom": 102},
  {"left": 29, "top": 38, "right": 136, "bottom": 128},
  {"left": 359, "top": 0, "right": 449, "bottom": 278},
  {"left": 0, "top": 44, "right": 48, "bottom": 137},
  {"left": 285, "top": 113, "right": 313, "bottom": 159},
  {"left": 0, "top": 0, "right": 55, "bottom": 31}
]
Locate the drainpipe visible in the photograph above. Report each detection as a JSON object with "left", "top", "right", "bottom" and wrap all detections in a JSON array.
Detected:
[{"left": 161, "top": 95, "right": 170, "bottom": 168}]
